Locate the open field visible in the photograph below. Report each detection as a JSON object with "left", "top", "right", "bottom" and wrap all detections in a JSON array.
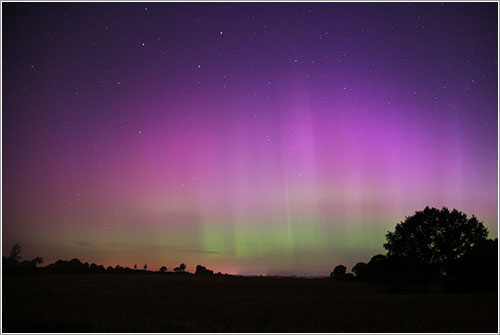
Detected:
[{"left": 2, "top": 274, "right": 498, "bottom": 332}]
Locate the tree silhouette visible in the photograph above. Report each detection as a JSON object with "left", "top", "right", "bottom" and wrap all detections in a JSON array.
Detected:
[
  {"left": 384, "top": 207, "right": 489, "bottom": 290},
  {"left": 352, "top": 262, "right": 368, "bottom": 280},
  {"left": 365, "top": 254, "right": 391, "bottom": 284},
  {"left": 174, "top": 263, "right": 186, "bottom": 273},
  {"left": 331, "top": 265, "right": 346, "bottom": 280},
  {"left": 9, "top": 243, "right": 22, "bottom": 262},
  {"left": 159, "top": 266, "right": 167, "bottom": 273},
  {"left": 384, "top": 207, "right": 488, "bottom": 272},
  {"left": 195, "top": 265, "right": 214, "bottom": 275},
  {"left": 143, "top": 264, "right": 147, "bottom": 271},
  {"left": 23, "top": 257, "right": 43, "bottom": 268},
  {"left": 32, "top": 257, "right": 43, "bottom": 265},
  {"left": 89, "top": 263, "right": 98, "bottom": 273},
  {"left": 20, "top": 257, "right": 43, "bottom": 271}
]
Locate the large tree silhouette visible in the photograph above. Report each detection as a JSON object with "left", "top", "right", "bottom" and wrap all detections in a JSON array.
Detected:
[{"left": 384, "top": 207, "right": 488, "bottom": 272}]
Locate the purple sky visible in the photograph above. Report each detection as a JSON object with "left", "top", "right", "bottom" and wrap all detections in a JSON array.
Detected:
[{"left": 2, "top": 2, "right": 498, "bottom": 275}]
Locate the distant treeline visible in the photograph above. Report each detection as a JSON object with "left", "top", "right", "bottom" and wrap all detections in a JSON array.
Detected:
[
  {"left": 3, "top": 206, "right": 498, "bottom": 294},
  {"left": 329, "top": 207, "right": 498, "bottom": 293},
  {"left": 3, "top": 246, "right": 223, "bottom": 277}
]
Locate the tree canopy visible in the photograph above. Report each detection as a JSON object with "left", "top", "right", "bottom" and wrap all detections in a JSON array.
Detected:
[
  {"left": 330, "top": 265, "right": 347, "bottom": 280},
  {"left": 384, "top": 206, "right": 488, "bottom": 268}
]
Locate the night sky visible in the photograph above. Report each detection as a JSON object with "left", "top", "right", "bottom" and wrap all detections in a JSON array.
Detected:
[{"left": 2, "top": 2, "right": 498, "bottom": 275}]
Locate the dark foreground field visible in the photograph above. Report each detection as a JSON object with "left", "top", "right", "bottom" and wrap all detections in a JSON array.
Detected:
[{"left": 2, "top": 274, "right": 498, "bottom": 332}]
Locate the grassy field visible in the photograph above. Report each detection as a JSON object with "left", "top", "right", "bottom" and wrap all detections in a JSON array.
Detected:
[{"left": 2, "top": 274, "right": 498, "bottom": 332}]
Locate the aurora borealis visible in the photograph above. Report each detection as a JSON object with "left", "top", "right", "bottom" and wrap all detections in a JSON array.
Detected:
[{"left": 2, "top": 2, "right": 498, "bottom": 276}]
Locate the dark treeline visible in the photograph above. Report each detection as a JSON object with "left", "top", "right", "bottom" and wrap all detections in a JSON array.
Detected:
[
  {"left": 2, "top": 244, "right": 224, "bottom": 277},
  {"left": 3, "top": 206, "right": 498, "bottom": 294},
  {"left": 330, "top": 207, "right": 498, "bottom": 293}
]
